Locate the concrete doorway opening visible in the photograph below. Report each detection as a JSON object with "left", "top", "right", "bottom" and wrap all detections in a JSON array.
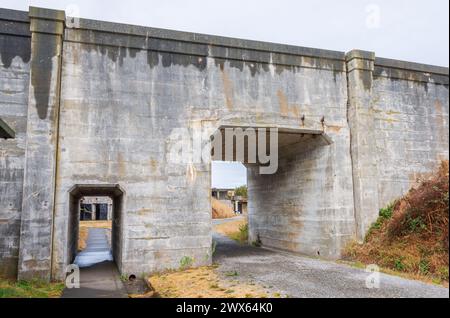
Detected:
[
  {"left": 210, "top": 125, "right": 333, "bottom": 258},
  {"left": 68, "top": 185, "right": 125, "bottom": 271},
  {"left": 211, "top": 161, "right": 248, "bottom": 250}
]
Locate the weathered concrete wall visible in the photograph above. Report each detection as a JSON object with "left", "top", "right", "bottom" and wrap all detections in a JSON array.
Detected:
[
  {"left": 0, "top": 6, "right": 448, "bottom": 281},
  {"left": 16, "top": 7, "right": 65, "bottom": 281},
  {"left": 248, "top": 133, "right": 356, "bottom": 258},
  {"left": 346, "top": 51, "right": 449, "bottom": 239},
  {"left": 244, "top": 55, "right": 354, "bottom": 258},
  {"left": 372, "top": 59, "right": 449, "bottom": 209},
  {"left": 49, "top": 16, "right": 350, "bottom": 278},
  {"left": 0, "top": 9, "right": 30, "bottom": 278}
]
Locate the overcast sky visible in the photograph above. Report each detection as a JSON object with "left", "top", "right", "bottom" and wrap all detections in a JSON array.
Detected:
[
  {"left": 3, "top": 0, "right": 449, "bottom": 66},
  {"left": 2, "top": 0, "right": 448, "bottom": 188}
]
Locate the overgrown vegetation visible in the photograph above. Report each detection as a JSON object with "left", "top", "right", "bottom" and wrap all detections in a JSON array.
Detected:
[
  {"left": 344, "top": 161, "right": 449, "bottom": 285},
  {"left": 180, "top": 256, "right": 194, "bottom": 270},
  {"left": 0, "top": 278, "right": 64, "bottom": 298},
  {"left": 229, "top": 223, "right": 248, "bottom": 244},
  {"left": 234, "top": 185, "right": 248, "bottom": 198},
  {"left": 214, "top": 219, "right": 248, "bottom": 244},
  {"left": 212, "top": 198, "right": 235, "bottom": 219}
]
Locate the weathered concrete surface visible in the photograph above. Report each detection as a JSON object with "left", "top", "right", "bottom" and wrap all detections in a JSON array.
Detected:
[
  {"left": 0, "top": 9, "right": 30, "bottom": 278},
  {"left": 214, "top": 233, "right": 449, "bottom": 298},
  {"left": 347, "top": 50, "right": 450, "bottom": 240},
  {"left": 248, "top": 132, "right": 355, "bottom": 258},
  {"left": 0, "top": 6, "right": 448, "bottom": 281},
  {"left": 371, "top": 59, "right": 449, "bottom": 210},
  {"left": 61, "top": 261, "right": 128, "bottom": 298},
  {"left": 17, "top": 7, "right": 65, "bottom": 281}
]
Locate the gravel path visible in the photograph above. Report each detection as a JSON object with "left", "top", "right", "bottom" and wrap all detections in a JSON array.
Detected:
[{"left": 213, "top": 233, "right": 449, "bottom": 298}]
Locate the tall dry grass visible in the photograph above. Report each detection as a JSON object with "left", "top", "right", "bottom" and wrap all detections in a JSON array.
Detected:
[
  {"left": 212, "top": 198, "right": 236, "bottom": 219},
  {"left": 344, "top": 161, "right": 449, "bottom": 284}
]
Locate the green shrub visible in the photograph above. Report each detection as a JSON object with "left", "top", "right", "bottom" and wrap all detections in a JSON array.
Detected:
[
  {"left": 438, "top": 267, "right": 449, "bottom": 281},
  {"left": 380, "top": 205, "right": 394, "bottom": 219},
  {"left": 180, "top": 256, "right": 194, "bottom": 270},
  {"left": 365, "top": 203, "right": 395, "bottom": 241},
  {"left": 419, "top": 259, "right": 430, "bottom": 275},
  {"left": 234, "top": 185, "right": 248, "bottom": 198},
  {"left": 230, "top": 223, "right": 248, "bottom": 244},
  {"left": 407, "top": 216, "right": 426, "bottom": 233},
  {"left": 394, "top": 258, "right": 406, "bottom": 271}
]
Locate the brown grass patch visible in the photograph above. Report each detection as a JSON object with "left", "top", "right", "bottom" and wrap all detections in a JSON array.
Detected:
[
  {"left": 78, "top": 221, "right": 112, "bottom": 251},
  {"left": 214, "top": 219, "right": 248, "bottom": 243},
  {"left": 148, "top": 266, "right": 275, "bottom": 298},
  {"left": 344, "top": 161, "right": 449, "bottom": 285},
  {"left": 212, "top": 198, "right": 235, "bottom": 219}
]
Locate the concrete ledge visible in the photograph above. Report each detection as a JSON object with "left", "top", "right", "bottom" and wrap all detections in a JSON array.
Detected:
[
  {"left": 0, "top": 20, "right": 30, "bottom": 37},
  {"left": 345, "top": 50, "right": 375, "bottom": 62},
  {"left": 0, "top": 9, "right": 30, "bottom": 37},
  {"left": 70, "top": 17, "right": 345, "bottom": 61},
  {"left": 29, "top": 6, "right": 65, "bottom": 22},
  {"left": 0, "top": 8, "right": 29, "bottom": 22},
  {"left": 30, "top": 19, "right": 64, "bottom": 35},
  {"left": 376, "top": 57, "right": 449, "bottom": 76},
  {"left": 29, "top": 7, "right": 65, "bottom": 36},
  {"left": 65, "top": 27, "right": 346, "bottom": 71},
  {"left": 0, "top": 118, "right": 15, "bottom": 139},
  {"left": 374, "top": 66, "right": 449, "bottom": 85}
]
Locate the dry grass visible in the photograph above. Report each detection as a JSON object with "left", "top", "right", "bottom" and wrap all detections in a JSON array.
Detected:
[
  {"left": 212, "top": 198, "right": 236, "bottom": 219},
  {"left": 214, "top": 219, "right": 248, "bottom": 243},
  {"left": 78, "top": 220, "right": 112, "bottom": 251},
  {"left": 344, "top": 161, "right": 449, "bottom": 285},
  {"left": 148, "top": 266, "right": 275, "bottom": 298}
]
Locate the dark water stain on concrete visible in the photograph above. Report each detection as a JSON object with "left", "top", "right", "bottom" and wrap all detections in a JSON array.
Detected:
[
  {"left": 359, "top": 71, "right": 372, "bottom": 91},
  {"left": 31, "top": 33, "right": 57, "bottom": 120},
  {"left": 0, "top": 34, "right": 31, "bottom": 68}
]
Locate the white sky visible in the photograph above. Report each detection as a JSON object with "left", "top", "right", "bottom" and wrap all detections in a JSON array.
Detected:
[{"left": 2, "top": 0, "right": 448, "bottom": 187}]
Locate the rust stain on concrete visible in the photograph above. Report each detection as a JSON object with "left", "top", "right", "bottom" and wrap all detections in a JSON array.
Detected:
[
  {"left": 325, "top": 125, "right": 343, "bottom": 133},
  {"left": 117, "top": 153, "right": 126, "bottom": 177},
  {"left": 277, "top": 90, "right": 299, "bottom": 117},
  {"left": 221, "top": 69, "right": 234, "bottom": 110},
  {"left": 150, "top": 159, "right": 158, "bottom": 173}
]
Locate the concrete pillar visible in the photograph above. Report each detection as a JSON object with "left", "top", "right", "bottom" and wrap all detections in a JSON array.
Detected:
[
  {"left": 345, "top": 50, "right": 380, "bottom": 241},
  {"left": 108, "top": 204, "right": 113, "bottom": 221},
  {"left": 91, "top": 204, "right": 96, "bottom": 220},
  {"left": 17, "top": 7, "right": 65, "bottom": 281}
]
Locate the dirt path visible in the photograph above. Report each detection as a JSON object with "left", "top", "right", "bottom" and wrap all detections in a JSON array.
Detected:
[{"left": 213, "top": 233, "right": 449, "bottom": 298}]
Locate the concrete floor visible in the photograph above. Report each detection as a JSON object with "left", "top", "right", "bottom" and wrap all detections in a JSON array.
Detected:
[
  {"left": 61, "top": 261, "right": 128, "bottom": 298},
  {"left": 213, "top": 233, "right": 449, "bottom": 298},
  {"left": 62, "top": 228, "right": 127, "bottom": 298}
]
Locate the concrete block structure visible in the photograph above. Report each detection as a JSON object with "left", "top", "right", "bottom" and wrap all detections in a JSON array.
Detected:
[{"left": 0, "top": 6, "right": 448, "bottom": 281}]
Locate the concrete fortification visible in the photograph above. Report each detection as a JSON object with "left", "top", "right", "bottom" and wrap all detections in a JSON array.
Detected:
[{"left": 0, "top": 7, "right": 448, "bottom": 281}]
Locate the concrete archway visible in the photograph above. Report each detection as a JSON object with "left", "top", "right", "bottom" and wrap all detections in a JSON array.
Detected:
[
  {"left": 210, "top": 125, "right": 342, "bottom": 257},
  {"left": 67, "top": 184, "right": 125, "bottom": 273}
]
